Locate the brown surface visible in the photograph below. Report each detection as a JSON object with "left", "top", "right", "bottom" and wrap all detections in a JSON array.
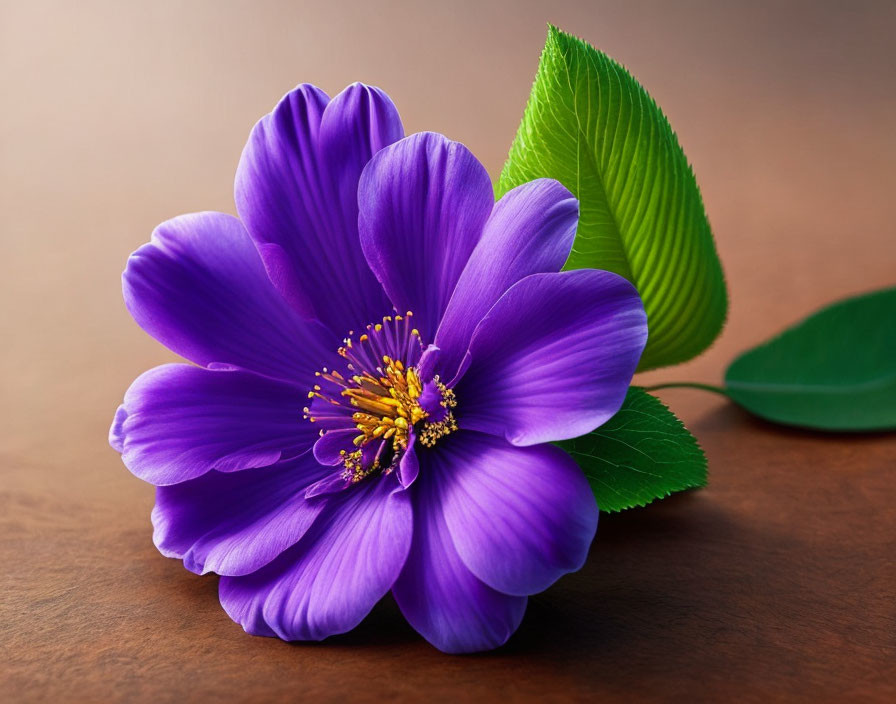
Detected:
[{"left": 2, "top": 1, "right": 895, "bottom": 701}]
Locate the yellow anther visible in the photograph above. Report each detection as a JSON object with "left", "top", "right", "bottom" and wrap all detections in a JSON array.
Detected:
[{"left": 406, "top": 369, "right": 421, "bottom": 398}]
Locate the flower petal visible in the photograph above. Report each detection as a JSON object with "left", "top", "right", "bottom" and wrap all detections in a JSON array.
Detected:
[
  {"left": 359, "top": 132, "right": 494, "bottom": 341},
  {"left": 392, "top": 457, "right": 527, "bottom": 654},
  {"left": 113, "top": 364, "right": 313, "bottom": 485},
  {"left": 433, "top": 179, "right": 578, "bottom": 380},
  {"left": 235, "top": 83, "right": 400, "bottom": 334},
  {"left": 312, "top": 429, "right": 357, "bottom": 466},
  {"left": 219, "top": 474, "right": 412, "bottom": 641},
  {"left": 398, "top": 440, "right": 419, "bottom": 488},
  {"left": 434, "top": 431, "right": 597, "bottom": 596},
  {"left": 152, "top": 455, "right": 331, "bottom": 576},
  {"left": 124, "top": 212, "right": 334, "bottom": 382},
  {"left": 109, "top": 404, "right": 128, "bottom": 453},
  {"left": 455, "top": 270, "right": 647, "bottom": 445}
]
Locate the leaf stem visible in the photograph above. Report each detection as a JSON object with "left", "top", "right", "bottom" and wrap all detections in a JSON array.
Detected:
[{"left": 642, "top": 382, "right": 729, "bottom": 397}]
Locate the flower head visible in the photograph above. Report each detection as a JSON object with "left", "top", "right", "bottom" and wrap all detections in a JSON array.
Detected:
[{"left": 110, "top": 82, "right": 648, "bottom": 653}]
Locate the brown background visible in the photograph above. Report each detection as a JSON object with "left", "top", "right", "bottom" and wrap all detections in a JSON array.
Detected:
[{"left": 2, "top": 1, "right": 895, "bottom": 701}]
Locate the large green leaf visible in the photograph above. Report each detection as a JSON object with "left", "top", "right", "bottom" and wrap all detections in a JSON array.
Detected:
[
  {"left": 725, "top": 287, "right": 896, "bottom": 431},
  {"left": 499, "top": 26, "right": 727, "bottom": 370},
  {"left": 559, "top": 387, "right": 707, "bottom": 512}
]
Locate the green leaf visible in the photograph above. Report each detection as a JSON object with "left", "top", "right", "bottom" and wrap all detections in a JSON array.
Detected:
[
  {"left": 499, "top": 26, "right": 727, "bottom": 371},
  {"left": 559, "top": 387, "right": 707, "bottom": 512},
  {"left": 725, "top": 287, "right": 896, "bottom": 431}
]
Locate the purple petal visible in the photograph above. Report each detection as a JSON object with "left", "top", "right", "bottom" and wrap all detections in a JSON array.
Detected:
[
  {"left": 434, "top": 431, "right": 597, "bottom": 596},
  {"left": 152, "top": 455, "right": 331, "bottom": 576},
  {"left": 123, "top": 212, "right": 334, "bottom": 382},
  {"left": 303, "top": 472, "right": 353, "bottom": 499},
  {"left": 398, "top": 440, "right": 419, "bottom": 488},
  {"left": 312, "top": 429, "right": 357, "bottom": 465},
  {"left": 219, "top": 474, "right": 412, "bottom": 641},
  {"left": 392, "top": 457, "right": 527, "bottom": 654},
  {"left": 113, "top": 364, "right": 313, "bottom": 485},
  {"left": 235, "top": 83, "right": 401, "bottom": 334},
  {"left": 434, "top": 179, "right": 578, "bottom": 380},
  {"left": 318, "top": 83, "right": 406, "bottom": 254},
  {"left": 455, "top": 270, "right": 648, "bottom": 445},
  {"left": 359, "top": 132, "right": 494, "bottom": 342},
  {"left": 109, "top": 404, "right": 127, "bottom": 453}
]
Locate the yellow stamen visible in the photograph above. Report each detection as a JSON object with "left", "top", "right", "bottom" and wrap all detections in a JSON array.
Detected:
[{"left": 307, "top": 313, "right": 459, "bottom": 481}]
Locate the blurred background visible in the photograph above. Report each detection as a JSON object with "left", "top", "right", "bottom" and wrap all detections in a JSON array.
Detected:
[{"left": 3, "top": 1, "right": 895, "bottom": 699}]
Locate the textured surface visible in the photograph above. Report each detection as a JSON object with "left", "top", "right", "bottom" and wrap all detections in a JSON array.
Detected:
[{"left": 2, "top": 1, "right": 896, "bottom": 701}]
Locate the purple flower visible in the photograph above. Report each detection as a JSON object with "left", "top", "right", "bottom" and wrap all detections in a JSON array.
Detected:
[{"left": 110, "top": 82, "right": 648, "bottom": 653}]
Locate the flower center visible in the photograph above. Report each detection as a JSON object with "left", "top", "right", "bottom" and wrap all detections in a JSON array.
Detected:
[{"left": 303, "top": 312, "right": 457, "bottom": 485}]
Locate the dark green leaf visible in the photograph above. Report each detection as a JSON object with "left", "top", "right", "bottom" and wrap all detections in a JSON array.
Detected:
[
  {"left": 499, "top": 26, "right": 727, "bottom": 371},
  {"left": 559, "top": 387, "right": 707, "bottom": 512},
  {"left": 725, "top": 287, "right": 896, "bottom": 431}
]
